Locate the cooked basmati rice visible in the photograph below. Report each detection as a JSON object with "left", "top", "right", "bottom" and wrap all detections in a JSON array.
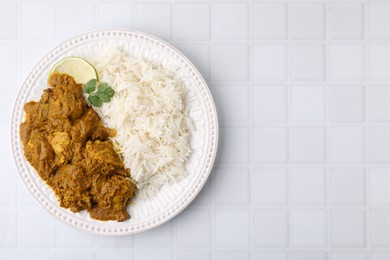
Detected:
[{"left": 92, "top": 47, "right": 193, "bottom": 199}]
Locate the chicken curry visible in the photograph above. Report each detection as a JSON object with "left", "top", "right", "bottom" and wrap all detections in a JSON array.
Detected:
[{"left": 19, "top": 73, "right": 136, "bottom": 222}]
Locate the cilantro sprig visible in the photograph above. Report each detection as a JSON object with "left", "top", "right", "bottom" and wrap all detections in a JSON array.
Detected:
[{"left": 83, "top": 79, "right": 115, "bottom": 107}]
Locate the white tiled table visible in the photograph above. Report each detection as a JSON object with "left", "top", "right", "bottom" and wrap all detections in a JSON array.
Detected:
[{"left": 2, "top": 0, "right": 390, "bottom": 259}]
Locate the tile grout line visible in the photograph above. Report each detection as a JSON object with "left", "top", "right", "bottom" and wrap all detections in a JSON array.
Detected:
[
  {"left": 170, "top": 1, "right": 175, "bottom": 42},
  {"left": 364, "top": 0, "right": 371, "bottom": 254},
  {"left": 171, "top": 2, "right": 177, "bottom": 257},
  {"left": 247, "top": 0, "right": 255, "bottom": 257},
  {"left": 15, "top": 0, "right": 21, "bottom": 244},
  {"left": 94, "top": 1, "right": 98, "bottom": 30},
  {"left": 209, "top": 80, "right": 390, "bottom": 86},
  {"left": 324, "top": 1, "right": 331, "bottom": 256},
  {"left": 8, "top": 204, "right": 390, "bottom": 210},
  {"left": 285, "top": 1, "right": 293, "bottom": 258},
  {"left": 153, "top": 39, "right": 390, "bottom": 44},
  {"left": 214, "top": 163, "right": 390, "bottom": 169},
  {"left": 209, "top": 2, "right": 216, "bottom": 258},
  {"left": 133, "top": 3, "right": 139, "bottom": 257}
]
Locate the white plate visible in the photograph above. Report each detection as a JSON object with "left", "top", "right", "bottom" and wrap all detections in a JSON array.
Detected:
[{"left": 11, "top": 29, "right": 218, "bottom": 235}]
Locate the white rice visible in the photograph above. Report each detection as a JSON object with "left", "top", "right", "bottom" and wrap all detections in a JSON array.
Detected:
[{"left": 93, "top": 47, "right": 193, "bottom": 199}]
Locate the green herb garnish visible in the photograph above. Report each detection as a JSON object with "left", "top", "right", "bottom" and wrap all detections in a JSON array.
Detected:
[{"left": 83, "top": 79, "right": 115, "bottom": 107}]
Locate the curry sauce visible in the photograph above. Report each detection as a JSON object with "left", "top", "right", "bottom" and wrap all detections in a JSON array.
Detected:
[{"left": 20, "top": 73, "right": 136, "bottom": 222}]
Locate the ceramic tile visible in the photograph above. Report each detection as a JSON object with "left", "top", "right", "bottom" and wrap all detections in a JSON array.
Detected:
[
  {"left": 290, "top": 44, "right": 325, "bottom": 80},
  {"left": 213, "top": 168, "right": 250, "bottom": 205},
  {"left": 214, "top": 3, "right": 248, "bottom": 40},
  {"left": 213, "top": 84, "right": 250, "bottom": 124},
  {"left": 369, "top": 45, "right": 390, "bottom": 80},
  {"left": 58, "top": 4, "right": 96, "bottom": 41},
  {"left": 18, "top": 209, "right": 56, "bottom": 248},
  {"left": 136, "top": 3, "right": 172, "bottom": 40},
  {"left": 175, "top": 209, "right": 211, "bottom": 247},
  {"left": 369, "top": 3, "right": 390, "bottom": 39},
  {"left": 254, "top": 210, "right": 288, "bottom": 247},
  {"left": 329, "top": 85, "right": 364, "bottom": 122},
  {"left": 329, "top": 168, "right": 365, "bottom": 205},
  {"left": 213, "top": 44, "right": 248, "bottom": 81},
  {"left": 291, "top": 85, "right": 325, "bottom": 122},
  {"left": 175, "top": 3, "right": 210, "bottom": 40},
  {"left": 368, "top": 85, "right": 390, "bottom": 122},
  {"left": 0, "top": 210, "right": 17, "bottom": 248},
  {"left": 253, "top": 44, "right": 286, "bottom": 81},
  {"left": 330, "top": 127, "right": 364, "bottom": 163},
  {"left": 0, "top": 3, "right": 17, "bottom": 40},
  {"left": 254, "top": 127, "right": 288, "bottom": 163},
  {"left": 20, "top": 3, "right": 56, "bottom": 40},
  {"left": 289, "top": 3, "right": 324, "bottom": 40},
  {"left": 98, "top": 4, "right": 135, "bottom": 28},
  {"left": 253, "top": 168, "right": 288, "bottom": 205},
  {"left": 329, "top": 44, "right": 364, "bottom": 80},
  {"left": 370, "top": 210, "right": 390, "bottom": 246},
  {"left": 216, "top": 127, "right": 249, "bottom": 165},
  {"left": 330, "top": 210, "right": 366, "bottom": 247},
  {"left": 291, "top": 168, "right": 326, "bottom": 205},
  {"left": 215, "top": 210, "right": 250, "bottom": 247},
  {"left": 253, "top": 85, "right": 287, "bottom": 123},
  {"left": 370, "top": 168, "right": 390, "bottom": 205},
  {"left": 327, "top": 3, "right": 363, "bottom": 40},
  {"left": 290, "top": 210, "right": 326, "bottom": 247},
  {"left": 252, "top": 3, "right": 286, "bottom": 40},
  {"left": 290, "top": 127, "right": 326, "bottom": 163}
]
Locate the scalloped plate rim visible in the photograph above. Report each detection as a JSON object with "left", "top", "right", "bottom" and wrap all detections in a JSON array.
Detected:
[{"left": 11, "top": 29, "right": 219, "bottom": 236}]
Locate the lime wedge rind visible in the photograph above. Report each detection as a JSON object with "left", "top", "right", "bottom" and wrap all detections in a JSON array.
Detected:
[{"left": 48, "top": 56, "right": 98, "bottom": 85}]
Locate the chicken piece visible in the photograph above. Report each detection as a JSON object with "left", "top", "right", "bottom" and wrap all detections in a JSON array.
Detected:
[
  {"left": 49, "top": 132, "right": 71, "bottom": 154},
  {"left": 49, "top": 164, "right": 92, "bottom": 212},
  {"left": 23, "top": 101, "right": 41, "bottom": 128},
  {"left": 90, "top": 125, "right": 116, "bottom": 141},
  {"left": 23, "top": 129, "right": 56, "bottom": 180},
  {"left": 70, "top": 107, "right": 112, "bottom": 144},
  {"left": 84, "top": 140, "right": 129, "bottom": 177},
  {"left": 48, "top": 131, "right": 71, "bottom": 165},
  {"left": 46, "top": 114, "right": 72, "bottom": 134},
  {"left": 89, "top": 174, "right": 136, "bottom": 221},
  {"left": 69, "top": 108, "right": 115, "bottom": 165},
  {"left": 20, "top": 121, "right": 31, "bottom": 148},
  {"left": 47, "top": 74, "right": 86, "bottom": 121}
]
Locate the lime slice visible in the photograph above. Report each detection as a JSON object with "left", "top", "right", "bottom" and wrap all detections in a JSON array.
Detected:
[{"left": 49, "top": 56, "right": 98, "bottom": 84}]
